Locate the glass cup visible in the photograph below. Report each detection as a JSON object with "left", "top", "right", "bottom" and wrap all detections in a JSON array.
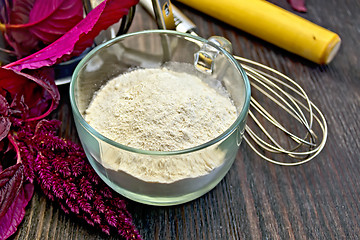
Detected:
[{"left": 70, "top": 30, "right": 251, "bottom": 205}]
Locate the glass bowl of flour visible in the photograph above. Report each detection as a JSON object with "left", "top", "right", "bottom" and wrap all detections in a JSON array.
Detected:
[{"left": 70, "top": 30, "right": 251, "bottom": 206}]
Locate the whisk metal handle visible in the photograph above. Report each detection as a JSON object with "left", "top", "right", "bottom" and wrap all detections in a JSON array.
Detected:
[{"left": 151, "top": 0, "right": 176, "bottom": 30}]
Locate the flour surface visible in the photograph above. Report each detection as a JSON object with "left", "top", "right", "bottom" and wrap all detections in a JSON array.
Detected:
[{"left": 85, "top": 67, "right": 237, "bottom": 182}]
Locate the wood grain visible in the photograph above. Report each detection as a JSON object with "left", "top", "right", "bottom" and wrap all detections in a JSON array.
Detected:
[{"left": 10, "top": 0, "right": 360, "bottom": 239}]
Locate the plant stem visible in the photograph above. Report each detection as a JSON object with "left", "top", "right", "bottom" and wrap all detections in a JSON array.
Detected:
[{"left": 8, "top": 133, "right": 22, "bottom": 164}]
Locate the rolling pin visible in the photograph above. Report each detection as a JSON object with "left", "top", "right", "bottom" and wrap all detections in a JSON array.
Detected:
[{"left": 176, "top": 0, "right": 341, "bottom": 64}]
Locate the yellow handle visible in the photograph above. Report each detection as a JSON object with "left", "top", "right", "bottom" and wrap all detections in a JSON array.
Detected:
[{"left": 177, "top": 0, "right": 341, "bottom": 64}]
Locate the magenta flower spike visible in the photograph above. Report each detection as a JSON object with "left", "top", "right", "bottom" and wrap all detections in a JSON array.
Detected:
[{"left": 16, "top": 120, "right": 142, "bottom": 240}]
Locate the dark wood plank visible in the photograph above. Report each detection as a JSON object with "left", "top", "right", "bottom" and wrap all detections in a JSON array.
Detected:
[{"left": 9, "top": 0, "right": 360, "bottom": 239}]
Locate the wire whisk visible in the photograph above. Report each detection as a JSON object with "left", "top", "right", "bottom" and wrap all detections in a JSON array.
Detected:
[{"left": 235, "top": 56, "right": 327, "bottom": 165}]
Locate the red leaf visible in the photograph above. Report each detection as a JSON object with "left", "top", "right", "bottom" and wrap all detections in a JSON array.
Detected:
[
  {"left": 22, "top": 68, "right": 60, "bottom": 121},
  {"left": 0, "top": 95, "right": 10, "bottom": 141},
  {"left": 0, "top": 164, "right": 24, "bottom": 218},
  {"left": 0, "top": 181, "right": 34, "bottom": 240},
  {"left": 5, "top": 0, "right": 139, "bottom": 72},
  {"left": 5, "top": 0, "right": 35, "bottom": 25},
  {"left": 0, "top": 0, "right": 12, "bottom": 24},
  {"left": 2, "top": 0, "right": 38, "bottom": 57},
  {"left": 0, "top": 94, "right": 9, "bottom": 116},
  {"left": 0, "top": 116, "right": 11, "bottom": 141},
  {"left": 2, "top": 0, "right": 83, "bottom": 58},
  {"left": 287, "top": 0, "right": 307, "bottom": 12},
  {"left": 26, "top": 0, "right": 83, "bottom": 43},
  {"left": 0, "top": 67, "right": 60, "bottom": 120}
]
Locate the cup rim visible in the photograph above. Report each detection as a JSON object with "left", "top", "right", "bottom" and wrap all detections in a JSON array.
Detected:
[{"left": 69, "top": 29, "right": 251, "bottom": 156}]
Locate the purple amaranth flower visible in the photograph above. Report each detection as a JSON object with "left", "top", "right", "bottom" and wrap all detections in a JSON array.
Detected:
[{"left": 16, "top": 119, "right": 142, "bottom": 240}]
